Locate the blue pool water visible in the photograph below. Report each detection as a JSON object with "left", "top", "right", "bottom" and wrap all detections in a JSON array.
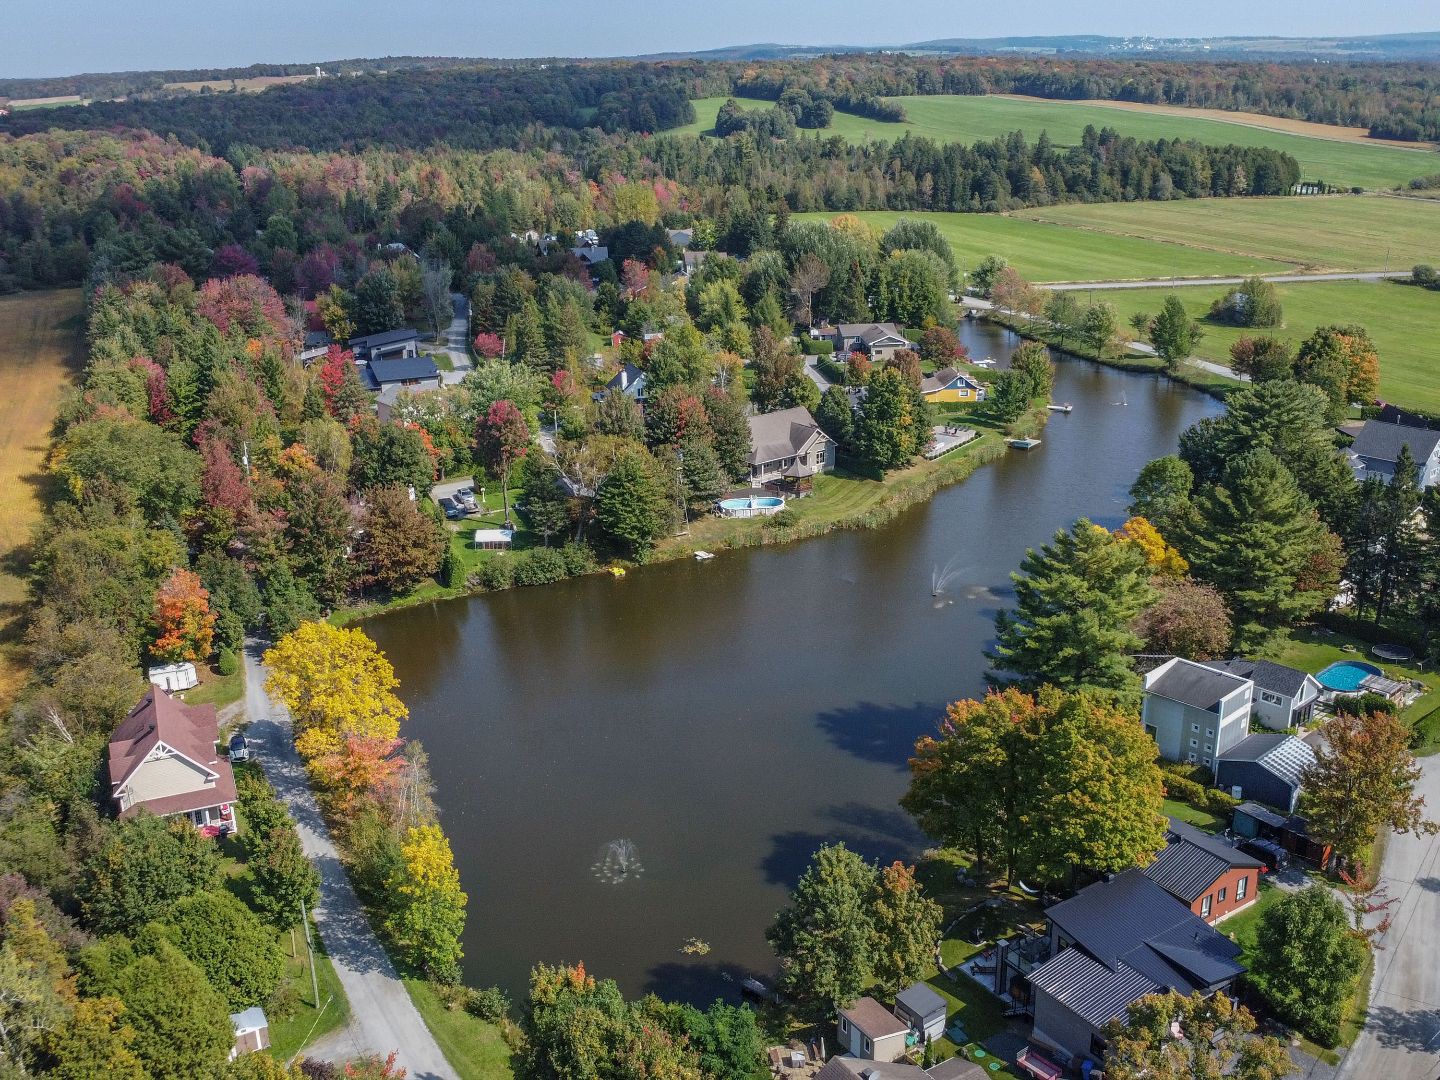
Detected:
[
  {"left": 1316, "top": 660, "right": 1383, "bottom": 692},
  {"left": 717, "top": 496, "right": 783, "bottom": 511}
]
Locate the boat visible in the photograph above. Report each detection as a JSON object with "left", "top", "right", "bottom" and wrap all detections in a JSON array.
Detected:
[
  {"left": 971, "top": 357, "right": 997, "bottom": 368},
  {"left": 693, "top": 550, "right": 716, "bottom": 561},
  {"left": 1046, "top": 403, "right": 1073, "bottom": 413},
  {"left": 607, "top": 566, "right": 627, "bottom": 578},
  {"left": 1007, "top": 437, "right": 1042, "bottom": 449}
]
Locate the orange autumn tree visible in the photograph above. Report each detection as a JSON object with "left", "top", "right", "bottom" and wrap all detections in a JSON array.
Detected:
[
  {"left": 308, "top": 734, "right": 405, "bottom": 815},
  {"left": 151, "top": 568, "right": 216, "bottom": 663},
  {"left": 1114, "top": 516, "right": 1189, "bottom": 578}
]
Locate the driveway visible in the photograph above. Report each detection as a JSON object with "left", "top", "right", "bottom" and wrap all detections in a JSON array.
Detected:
[
  {"left": 438, "top": 293, "right": 471, "bottom": 386},
  {"left": 1336, "top": 753, "right": 1440, "bottom": 1080},
  {"left": 242, "top": 641, "right": 455, "bottom": 1079}
]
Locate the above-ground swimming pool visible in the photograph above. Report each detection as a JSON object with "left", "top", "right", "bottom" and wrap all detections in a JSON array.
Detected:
[
  {"left": 1316, "top": 660, "right": 1384, "bottom": 693},
  {"left": 716, "top": 495, "right": 784, "bottom": 518}
]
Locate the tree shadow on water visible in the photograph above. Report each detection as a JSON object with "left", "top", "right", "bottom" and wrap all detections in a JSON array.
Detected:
[
  {"left": 814, "top": 700, "right": 942, "bottom": 768},
  {"left": 761, "top": 811, "right": 925, "bottom": 890},
  {"left": 643, "top": 958, "right": 755, "bottom": 1005}
]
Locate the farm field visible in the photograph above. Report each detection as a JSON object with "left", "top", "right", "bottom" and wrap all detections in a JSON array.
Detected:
[
  {"left": 0, "top": 290, "right": 83, "bottom": 705},
  {"left": 1088, "top": 279, "right": 1440, "bottom": 412},
  {"left": 792, "top": 209, "right": 1291, "bottom": 283},
  {"left": 676, "top": 95, "right": 1437, "bottom": 190},
  {"left": 1020, "top": 196, "right": 1440, "bottom": 273}
]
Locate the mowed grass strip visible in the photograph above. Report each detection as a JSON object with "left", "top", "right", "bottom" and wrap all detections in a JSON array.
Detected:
[
  {"left": 1020, "top": 196, "right": 1440, "bottom": 273},
  {"left": 1087, "top": 280, "right": 1440, "bottom": 413},
  {"left": 0, "top": 289, "right": 83, "bottom": 705},
  {"left": 676, "top": 95, "right": 1436, "bottom": 189},
  {"left": 792, "top": 209, "right": 1291, "bottom": 283}
]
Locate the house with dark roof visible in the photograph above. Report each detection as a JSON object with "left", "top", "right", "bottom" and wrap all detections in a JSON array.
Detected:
[
  {"left": 600, "top": 363, "right": 647, "bottom": 402},
  {"left": 365, "top": 356, "right": 441, "bottom": 393},
  {"left": 1204, "top": 658, "right": 1321, "bottom": 731},
  {"left": 299, "top": 329, "right": 333, "bottom": 363},
  {"left": 814, "top": 1057, "right": 985, "bottom": 1080},
  {"left": 1019, "top": 870, "right": 1244, "bottom": 1069},
  {"left": 1214, "top": 732, "right": 1316, "bottom": 813},
  {"left": 747, "top": 406, "right": 834, "bottom": 487},
  {"left": 919, "top": 367, "right": 986, "bottom": 404},
  {"left": 348, "top": 328, "right": 421, "bottom": 364},
  {"left": 1347, "top": 418, "right": 1440, "bottom": 488},
  {"left": 108, "top": 689, "right": 238, "bottom": 836},
  {"left": 1141, "top": 657, "right": 1253, "bottom": 773},
  {"left": 1144, "top": 817, "right": 1264, "bottom": 924},
  {"left": 894, "top": 981, "right": 948, "bottom": 1043},
  {"left": 836, "top": 996, "right": 909, "bottom": 1062},
  {"left": 829, "top": 323, "right": 916, "bottom": 364}
]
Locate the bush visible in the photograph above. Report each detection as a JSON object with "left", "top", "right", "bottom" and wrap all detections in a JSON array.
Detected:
[
  {"left": 1333, "top": 691, "right": 1397, "bottom": 716},
  {"left": 558, "top": 542, "right": 597, "bottom": 576},
  {"left": 472, "top": 554, "right": 514, "bottom": 591},
  {"left": 216, "top": 649, "right": 239, "bottom": 676},
  {"left": 440, "top": 545, "right": 463, "bottom": 589},
  {"left": 803, "top": 339, "right": 835, "bottom": 355},
  {"left": 765, "top": 507, "right": 800, "bottom": 529},
  {"left": 1413, "top": 264, "right": 1438, "bottom": 287},
  {"left": 266, "top": 980, "right": 302, "bottom": 1023},
  {"left": 513, "top": 547, "right": 567, "bottom": 586},
  {"left": 467, "top": 985, "right": 511, "bottom": 1022}
]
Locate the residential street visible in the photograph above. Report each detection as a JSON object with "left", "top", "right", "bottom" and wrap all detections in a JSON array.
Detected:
[
  {"left": 241, "top": 641, "right": 455, "bottom": 1079},
  {"left": 1336, "top": 753, "right": 1440, "bottom": 1080}
]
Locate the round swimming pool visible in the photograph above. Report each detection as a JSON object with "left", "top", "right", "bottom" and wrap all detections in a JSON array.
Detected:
[
  {"left": 1316, "top": 659, "right": 1384, "bottom": 692},
  {"left": 716, "top": 496, "right": 784, "bottom": 517}
]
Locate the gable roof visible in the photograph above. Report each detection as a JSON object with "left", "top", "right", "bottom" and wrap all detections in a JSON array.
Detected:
[
  {"left": 1144, "top": 817, "right": 1263, "bottom": 902},
  {"left": 747, "top": 406, "right": 830, "bottom": 465},
  {"left": 368, "top": 356, "right": 440, "bottom": 385},
  {"left": 347, "top": 328, "right": 420, "bottom": 350},
  {"left": 108, "top": 688, "right": 221, "bottom": 792},
  {"left": 815, "top": 1059, "right": 931, "bottom": 1080},
  {"left": 1031, "top": 946, "right": 1160, "bottom": 1029},
  {"left": 836, "top": 322, "right": 911, "bottom": 347},
  {"left": 839, "top": 996, "right": 909, "bottom": 1040},
  {"left": 605, "top": 363, "right": 646, "bottom": 393},
  {"left": 895, "top": 981, "right": 947, "bottom": 1019},
  {"left": 1219, "top": 733, "right": 1316, "bottom": 790},
  {"left": 1145, "top": 657, "right": 1250, "bottom": 712},
  {"left": 920, "top": 367, "right": 982, "bottom": 395},
  {"left": 1350, "top": 419, "right": 1440, "bottom": 465},
  {"left": 1204, "top": 658, "right": 1314, "bottom": 698}
]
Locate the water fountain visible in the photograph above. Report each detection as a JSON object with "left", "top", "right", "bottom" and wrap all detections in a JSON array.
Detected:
[
  {"left": 593, "top": 838, "right": 643, "bottom": 884},
  {"left": 931, "top": 554, "right": 969, "bottom": 598}
]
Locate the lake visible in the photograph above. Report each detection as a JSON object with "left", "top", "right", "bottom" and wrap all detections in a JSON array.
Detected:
[{"left": 363, "top": 323, "right": 1223, "bottom": 1003}]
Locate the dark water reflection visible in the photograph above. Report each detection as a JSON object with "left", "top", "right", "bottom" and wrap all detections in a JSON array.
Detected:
[{"left": 363, "top": 322, "right": 1222, "bottom": 1002}]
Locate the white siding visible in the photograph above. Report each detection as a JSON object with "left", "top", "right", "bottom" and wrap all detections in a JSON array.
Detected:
[{"left": 124, "top": 753, "right": 214, "bottom": 806}]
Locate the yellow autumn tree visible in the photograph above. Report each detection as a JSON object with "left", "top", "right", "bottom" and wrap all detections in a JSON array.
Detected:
[
  {"left": 264, "top": 622, "right": 407, "bottom": 760},
  {"left": 1115, "top": 516, "right": 1188, "bottom": 578},
  {"left": 385, "top": 823, "right": 467, "bottom": 981}
]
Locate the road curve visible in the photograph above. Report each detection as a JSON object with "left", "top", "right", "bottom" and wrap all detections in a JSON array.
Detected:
[{"left": 242, "top": 641, "right": 455, "bottom": 1080}]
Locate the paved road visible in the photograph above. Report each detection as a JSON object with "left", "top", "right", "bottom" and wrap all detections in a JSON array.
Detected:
[
  {"left": 1337, "top": 753, "right": 1440, "bottom": 1080},
  {"left": 1045, "top": 270, "right": 1409, "bottom": 291},
  {"left": 242, "top": 641, "right": 455, "bottom": 1079},
  {"left": 438, "top": 293, "right": 471, "bottom": 387},
  {"left": 803, "top": 357, "right": 835, "bottom": 393}
]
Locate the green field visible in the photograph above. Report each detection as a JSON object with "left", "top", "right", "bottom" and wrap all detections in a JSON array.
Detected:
[
  {"left": 793, "top": 209, "right": 1291, "bottom": 283},
  {"left": 1022, "top": 196, "right": 1440, "bottom": 273},
  {"left": 676, "top": 95, "right": 1438, "bottom": 190},
  {"left": 1087, "top": 280, "right": 1440, "bottom": 412}
]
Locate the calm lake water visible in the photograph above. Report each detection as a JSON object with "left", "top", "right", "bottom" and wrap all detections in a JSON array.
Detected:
[{"left": 363, "top": 322, "right": 1223, "bottom": 1003}]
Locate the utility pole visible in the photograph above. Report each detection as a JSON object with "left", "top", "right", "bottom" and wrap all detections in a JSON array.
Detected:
[{"left": 300, "top": 898, "right": 319, "bottom": 1008}]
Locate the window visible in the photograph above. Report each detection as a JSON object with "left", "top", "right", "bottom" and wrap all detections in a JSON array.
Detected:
[
  {"left": 840, "top": 1018, "right": 849, "bottom": 1034},
  {"left": 1237, "top": 875, "right": 1248, "bottom": 901},
  {"left": 1191, "top": 723, "right": 1200, "bottom": 732},
  {"left": 1201, "top": 895, "right": 1212, "bottom": 918},
  {"left": 1203, "top": 757, "right": 1212, "bottom": 766},
  {"left": 863, "top": 1038, "right": 872, "bottom": 1055},
  {"left": 1187, "top": 752, "right": 1197, "bottom": 762},
  {"left": 1190, "top": 738, "right": 1198, "bottom": 748},
  {"left": 1261, "top": 690, "right": 1283, "bottom": 705},
  {"left": 1205, "top": 728, "right": 1214, "bottom": 737},
  {"left": 1218, "top": 887, "right": 1228, "bottom": 903},
  {"left": 1144, "top": 724, "right": 1158, "bottom": 739}
]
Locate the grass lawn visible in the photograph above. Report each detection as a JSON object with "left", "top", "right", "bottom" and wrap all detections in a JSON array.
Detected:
[
  {"left": 676, "top": 95, "right": 1435, "bottom": 190},
  {"left": 793, "top": 209, "right": 1289, "bottom": 284},
  {"left": 183, "top": 660, "right": 245, "bottom": 710},
  {"left": 0, "top": 289, "right": 83, "bottom": 707},
  {"left": 1163, "top": 798, "right": 1225, "bottom": 832},
  {"left": 268, "top": 923, "right": 351, "bottom": 1063},
  {"left": 1079, "top": 279, "right": 1440, "bottom": 413},
  {"left": 403, "top": 978, "right": 515, "bottom": 1079}
]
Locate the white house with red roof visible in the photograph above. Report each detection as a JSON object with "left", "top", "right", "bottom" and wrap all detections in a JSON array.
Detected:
[{"left": 108, "top": 688, "right": 238, "bottom": 836}]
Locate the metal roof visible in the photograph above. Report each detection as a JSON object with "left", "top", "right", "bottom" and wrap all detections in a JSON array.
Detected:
[
  {"left": 1144, "top": 818, "right": 1262, "bottom": 903},
  {"left": 1220, "top": 733, "right": 1315, "bottom": 789},
  {"left": 1204, "top": 658, "right": 1313, "bottom": 699},
  {"left": 348, "top": 328, "right": 420, "bottom": 349},
  {"left": 1145, "top": 657, "right": 1250, "bottom": 712},
  {"left": 368, "top": 356, "right": 439, "bottom": 384},
  {"left": 1030, "top": 948, "right": 1159, "bottom": 1029},
  {"left": 1350, "top": 419, "right": 1440, "bottom": 465},
  {"left": 895, "top": 981, "right": 947, "bottom": 1019}
]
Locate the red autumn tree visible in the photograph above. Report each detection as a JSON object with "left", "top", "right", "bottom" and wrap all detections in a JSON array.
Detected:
[
  {"left": 196, "top": 273, "right": 288, "bottom": 340},
  {"left": 473, "top": 332, "right": 505, "bottom": 359},
  {"left": 128, "top": 356, "right": 172, "bottom": 425},
  {"left": 620, "top": 258, "right": 651, "bottom": 301},
  {"left": 309, "top": 734, "right": 405, "bottom": 817},
  {"left": 200, "top": 435, "right": 253, "bottom": 517},
  {"left": 212, "top": 244, "right": 260, "bottom": 279},
  {"left": 474, "top": 400, "right": 530, "bottom": 525},
  {"left": 152, "top": 568, "right": 216, "bottom": 664},
  {"left": 316, "top": 346, "right": 366, "bottom": 420}
]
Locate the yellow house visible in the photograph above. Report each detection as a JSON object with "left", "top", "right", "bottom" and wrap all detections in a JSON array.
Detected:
[{"left": 920, "top": 366, "right": 987, "bottom": 403}]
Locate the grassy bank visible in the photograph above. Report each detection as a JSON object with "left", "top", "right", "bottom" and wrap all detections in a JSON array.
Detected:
[
  {"left": 402, "top": 978, "right": 515, "bottom": 1079},
  {"left": 268, "top": 922, "right": 350, "bottom": 1062}
]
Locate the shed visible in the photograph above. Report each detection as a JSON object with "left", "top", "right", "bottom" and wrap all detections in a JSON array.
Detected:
[
  {"left": 894, "top": 981, "right": 948, "bottom": 1042},
  {"left": 473, "top": 528, "right": 515, "bottom": 551},
  {"left": 229, "top": 1007, "right": 270, "bottom": 1059},
  {"left": 148, "top": 661, "right": 199, "bottom": 692},
  {"left": 1215, "top": 733, "right": 1316, "bottom": 813}
]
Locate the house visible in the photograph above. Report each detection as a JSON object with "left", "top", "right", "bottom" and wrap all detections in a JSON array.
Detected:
[
  {"left": 600, "top": 363, "right": 647, "bottom": 402},
  {"left": 228, "top": 1007, "right": 270, "bottom": 1060},
  {"left": 376, "top": 382, "right": 445, "bottom": 423},
  {"left": 147, "top": 661, "right": 198, "bottom": 693},
  {"left": 365, "top": 356, "right": 441, "bottom": 393},
  {"left": 108, "top": 689, "right": 238, "bottom": 836},
  {"left": 1232, "top": 801, "right": 1331, "bottom": 868},
  {"left": 894, "top": 981, "right": 948, "bottom": 1043},
  {"left": 814, "top": 1057, "right": 986, "bottom": 1080},
  {"left": 837, "top": 996, "right": 909, "bottom": 1062},
  {"left": 919, "top": 367, "right": 986, "bottom": 404},
  {"left": 348, "top": 328, "right": 421, "bottom": 364},
  {"left": 1143, "top": 816, "right": 1264, "bottom": 924},
  {"left": 829, "top": 323, "right": 916, "bottom": 365},
  {"left": 747, "top": 406, "right": 836, "bottom": 488},
  {"left": 1214, "top": 733, "right": 1316, "bottom": 814},
  {"left": 681, "top": 250, "right": 713, "bottom": 277},
  {"left": 299, "top": 329, "right": 333, "bottom": 363},
  {"left": 572, "top": 245, "right": 610, "bottom": 267},
  {"left": 1203, "top": 658, "right": 1321, "bottom": 731},
  {"left": 1022, "top": 870, "right": 1244, "bottom": 1068},
  {"left": 667, "top": 228, "right": 693, "bottom": 249},
  {"left": 1140, "top": 657, "right": 1253, "bottom": 773},
  {"left": 1347, "top": 418, "right": 1440, "bottom": 488}
]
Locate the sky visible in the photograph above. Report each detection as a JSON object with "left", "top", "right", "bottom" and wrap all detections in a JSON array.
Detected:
[{"left": 4, "top": 0, "right": 1438, "bottom": 79}]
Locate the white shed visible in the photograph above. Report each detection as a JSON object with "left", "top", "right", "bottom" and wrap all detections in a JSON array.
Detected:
[{"left": 147, "top": 662, "right": 198, "bottom": 692}]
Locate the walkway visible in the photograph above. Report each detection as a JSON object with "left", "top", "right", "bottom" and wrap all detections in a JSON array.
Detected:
[
  {"left": 242, "top": 641, "right": 455, "bottom": 1079},
  {"left": 1337, "top": 753, "right": 1440, "bottom": 1080}
]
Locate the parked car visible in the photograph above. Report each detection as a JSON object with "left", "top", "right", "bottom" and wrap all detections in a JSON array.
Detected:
[
  {"left": 455, "top": 487, "right": 479, "bottom": 511},
  {"left": 1239, "top": 837, "right": 1289, "bottom": 872},
  {"left": 228, "top": 733, "right": 249, "bottom": 762},
  {"left": 437, "top": 496, "right": 465, "bottom": 520}
]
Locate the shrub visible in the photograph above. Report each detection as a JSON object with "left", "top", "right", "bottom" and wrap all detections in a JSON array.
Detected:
[
  {"left": 513, "top": 547, "right": 567, "bottom": 586},
  {"left": 1413, "top": 264, "right": 1438, "bottom": 288},
  {"left": 765, "top": 507, "right": 800, "bottom": 529},
  {"left": 216, "top": 648, "right": 239, "bottom": 676},
  {"left": 803, "top": 339, "right": 835, "bottom": 356},
  {"left": 472, "top": 554, "right": 514, "bottom": 591},
  {"left": 467, "top": 985, "right": 511, "bottom": 1022},
  {"left": 440, "top": 545, "right": 463, "bottom": 589},
  {"left": 1333, "top": 691, "right": 1397, "bottom": 716},
  {"left": 558, "top": 542, "right": 597, "bottom": 576},
  {"left": 266, "top": 980, "right": 302, "bottom": 1023}
]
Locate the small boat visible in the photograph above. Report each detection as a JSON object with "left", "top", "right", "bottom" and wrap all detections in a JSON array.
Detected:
[
  {"left": 1007, "top": 437, "right": 1042, "bottom": 450},
  {"left": 1046, "top": 403, "right": 1073, "bottom": 413},
  {"left": 607, "top": 566, "right": 627, "bottom": 578},
  {"left": 972, "top": 357, "right": 997, "bottom": 368},
  {"left": 693, "top": 550, "right": 716, "bottom": 561}
]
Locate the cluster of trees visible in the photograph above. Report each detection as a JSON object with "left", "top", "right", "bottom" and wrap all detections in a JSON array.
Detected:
[{"left": 1209, "top": 276, "right": 1284, "bottom": 328}]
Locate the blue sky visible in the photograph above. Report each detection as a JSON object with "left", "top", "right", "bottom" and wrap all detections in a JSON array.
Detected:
[{"left": 4, "top": 0, "right": 1437, "bottom": 79}]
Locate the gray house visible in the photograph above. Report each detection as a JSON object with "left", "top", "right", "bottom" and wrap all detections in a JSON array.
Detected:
[
  {"left": 1140, "top": 657, "right": 1253, "bottom": 773},
  {"left": 1347, "top": 419, "right": 1440, "bottom": 488},
  {"left": 1215, "top": 732, "right": 1316, "bottom": 813},
  {"left": 1204, "top": 658, "right": 1322, "bottom": 731},
  {"left": 894, "top": 981, "right": 947, "bottom": 1043},
  {"left": 365, "top": 356, "right": 441, "bottom": 393},
  {"left": 600, "top": 363, "right": 647, "bottom": 402},
  {"left": 829, "top": 323, "right": 916, "bottom": 364},
  {"left": 747, "top": 406, "right": 835, "bottom": 487},
  {"left": 348, "top": 328, "right": 421, "bottom": 364}
]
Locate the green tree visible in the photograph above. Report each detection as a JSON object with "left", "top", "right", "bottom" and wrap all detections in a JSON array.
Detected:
[
  {"left": 816, "top": 385, "right": 854, "bottom": 449},
  {"left": 640, "top": 998, "right": 767, "bottom": 1080},
  {"left": 1346, "top": 447, "right": 1423, "bottom": 623},
  {"left": 880, "top": 219, "right": 958, "bottom": 286},
  {"left": 1104, "top": 991, "right": 1295, "bottom": 1080},
  {"left": 970, "top": 255, "right": 1009, "bottom": 297},
  {"left": 765, "top": 843, "right": 877, "bottom": 1019},
  {"left": 868, "top": 861, "right": 943, "bottom": 995},
  {"left": 1230, "top": 336, "right": 1295, "bottom": 382},
  {"left": 384, "top": 824, "right": 467, "bottom": 982},
  {"left": 1128, "top": 455, "right": 1194, "bottom": 536},
  {"left": 677, "top": 439, "right": 726, "bottom": 512},
  {"left": 55, "top": 417, "right": 202, "bottom": 523},
  {"left": 80, "top": 816, "right": 222, "bottom": 936},
  {"left": 39, "top": 996, "right": 146, "bottom": 1080},
  {"left": 1010, "top": 341, "right": 1054, "bottom": 399},
  {"left": 357, "top": 485, "right": 447, "bottom": 594},
  {"left": 1079, "top": 302, "right": 1119, "bottom": 358},
  {"left": 350, "top": 419, "right": 434, "bottom": 494},
  {"left": 1044, "top": 291, "right": 1083, "bottom": 348},
  {"left": 703, "top": 390, "right": 753, "bottom": 483},
  {"left": 519, "top": 452, "right": 573, "bottom": 547},
  {"left": 595, "top": 448, "right": 671, "bottom": 559},
  {"left": 474, "top": 399, "right": 530, "bottom": 526},
  {"left": 984, "top": 369, "right": 1033, "bottom": 425},
  {"left": 853, "top": 366, "right": 922, "bottom": 471},
  {"left": 1252, "top": 885, "right": 1367, "bottom": 1046},
  {"left": 350, "top": 267, "right": 405, "bottom": 336},
  {"left": 1147, "top": 294, "right": 1204, "bottom": 372},
  {"left": 247, "top": 826, "right": 320, "bottom": 931},
  {"left": 645, "top": 321, "right": 712, "bottom": 393},
  {"left": 164, "top": 889, "right": 285, "bottom": 1009},
  {"left": 1293, "top": 324, "right": 1380, "bottom": 423},
  {"left": 991, "top": 520, "right": 1157, "bottom": 698},
  {"left": 873, "top": 249, "right": 950, "bottom": 327},
  {"left": 1211, "top": 276, "right": 1284, "bottom": 328}
]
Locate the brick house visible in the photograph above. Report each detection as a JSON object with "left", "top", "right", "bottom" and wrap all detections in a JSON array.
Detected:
[{"left": 1143, "top": 816, "right": 1264, "bottom": 924}]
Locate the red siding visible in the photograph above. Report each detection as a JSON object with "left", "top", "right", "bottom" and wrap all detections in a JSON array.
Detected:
[{"left": 1192, "top": 867, "right": 1257, "bottom": 923}]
